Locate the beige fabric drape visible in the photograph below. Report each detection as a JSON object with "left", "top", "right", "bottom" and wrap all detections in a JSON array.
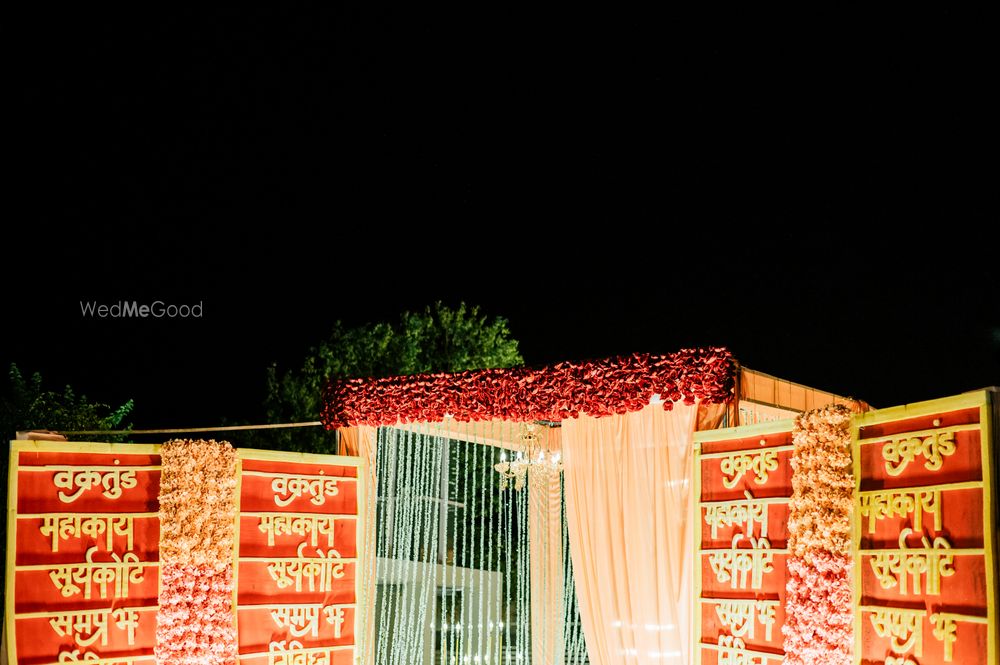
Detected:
[
  {"left": 529, "top": 443, "right": 565, "bottom": 665},
  {"left": 562, "top": 402, "right": 699, "bottom": 665}
]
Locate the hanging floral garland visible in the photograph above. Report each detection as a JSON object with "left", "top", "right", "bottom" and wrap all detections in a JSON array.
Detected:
[
  {"left": 321, "top": 347, "right": 734, "bottom": 427},
  {"left": 782, "top": 405, "right": 854, "bottom": 665},
  {"left": 156, "top": 439, "right": 239, "bottom": 665}
]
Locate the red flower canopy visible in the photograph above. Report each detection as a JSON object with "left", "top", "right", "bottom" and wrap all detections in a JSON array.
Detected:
[{"left": 321, "top": 347, "right": 734, "bottom": 428}]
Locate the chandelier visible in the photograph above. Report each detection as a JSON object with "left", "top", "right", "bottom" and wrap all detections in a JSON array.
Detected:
[{"left": 494, "top": 422, "right": 563, "bottom": 490}]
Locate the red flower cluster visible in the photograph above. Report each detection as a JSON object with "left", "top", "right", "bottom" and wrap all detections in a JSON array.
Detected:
[{"left": 321, "top": 348, "right": 734, "bottom": 427}]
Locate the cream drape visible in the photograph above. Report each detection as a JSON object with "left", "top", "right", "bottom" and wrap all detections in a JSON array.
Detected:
[
  {"left": 528, "top": 454, "right": 565, "bottom": 665},
  {"left": 562, "top": 402, "right": 699, "bottom": 665}
]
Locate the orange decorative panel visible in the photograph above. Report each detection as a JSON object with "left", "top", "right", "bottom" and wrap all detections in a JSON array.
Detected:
[
  {"left": 694, "top": 422, "right": 795, "bottom": 665},
  {"left": 4, "top": 441, "right": 161, "bottom": 665},
  {"left": 852, "top": 391, "right": 998, "bottom": 665},
  {"left": 234, "top": 450, "right": 365, "bottom": 665}
]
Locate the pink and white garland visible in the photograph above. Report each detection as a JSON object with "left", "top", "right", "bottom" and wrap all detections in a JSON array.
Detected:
[
  {"left": 782, "top": 406, "right": 853, "bottom": 665},
  {"left": 156, "top": 439, "right": 239, "bottom": 665}
]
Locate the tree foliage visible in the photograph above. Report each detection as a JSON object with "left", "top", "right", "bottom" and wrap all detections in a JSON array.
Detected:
[
  {"left": 260, "top": 302, "right": 523, "bottom": 452},
  {"left": 0, "top": 364, "right": 134, "bottom": 608},
  {"left": 0, "top": 364, "right": 134, "bottom": 440}
]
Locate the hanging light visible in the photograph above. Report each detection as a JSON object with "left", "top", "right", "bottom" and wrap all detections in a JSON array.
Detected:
[{"left": 494, "top": 422, "right": 563, "bottom": 490}]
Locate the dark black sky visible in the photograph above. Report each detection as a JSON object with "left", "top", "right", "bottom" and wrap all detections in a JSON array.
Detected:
[{"left": 4, "top": 8, "right": 997, "bottom": 428}]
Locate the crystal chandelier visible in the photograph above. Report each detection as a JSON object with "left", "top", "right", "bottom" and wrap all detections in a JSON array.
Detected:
[{"left": 494, "top": 422, "right": 563, "bottom": 490}]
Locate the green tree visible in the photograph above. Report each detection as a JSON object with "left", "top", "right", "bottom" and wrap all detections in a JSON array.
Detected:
[
  {"left": 0, "top": 364, "right": 134, "bottom": 607},
  {"left": 260, "top": 302, "right": 523, "bottom": 452},
  {"left": 0, "top": 364, "right": 134, "bottom": 440}
]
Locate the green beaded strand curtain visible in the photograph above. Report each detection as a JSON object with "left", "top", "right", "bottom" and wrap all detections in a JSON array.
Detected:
[{"left": 362, "top": 420, "right": 588, "bottom": 665}]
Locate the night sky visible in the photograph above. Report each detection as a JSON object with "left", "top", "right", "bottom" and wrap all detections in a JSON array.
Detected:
[{"left": 4, "top": 9, "right": 996, "bottom": 429}]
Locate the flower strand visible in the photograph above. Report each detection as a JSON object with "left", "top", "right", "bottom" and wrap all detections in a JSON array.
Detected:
[
  {"left": 782, "top": 405, "right": 853, "bottom": 664},
  {"left": 156, "top": 439, "right": 238, "bottom": 665}
]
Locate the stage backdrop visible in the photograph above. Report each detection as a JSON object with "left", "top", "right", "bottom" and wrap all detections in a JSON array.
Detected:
[
  {"left": 3, "top": 440, "right": 365, "bottom": 665},
  {"left": 693, "top": 420, "right": 794, "bottom": 665},
  {"left": 694, "top": 390, "right": 998, "bottom": 665},
  {"left": 851, "top": 390, "right": 998, "bottom": 665}
]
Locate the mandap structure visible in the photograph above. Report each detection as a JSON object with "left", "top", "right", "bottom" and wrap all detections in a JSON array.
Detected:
[{"left": 2, "top": 347, "right": 998, "bottom": 665}]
